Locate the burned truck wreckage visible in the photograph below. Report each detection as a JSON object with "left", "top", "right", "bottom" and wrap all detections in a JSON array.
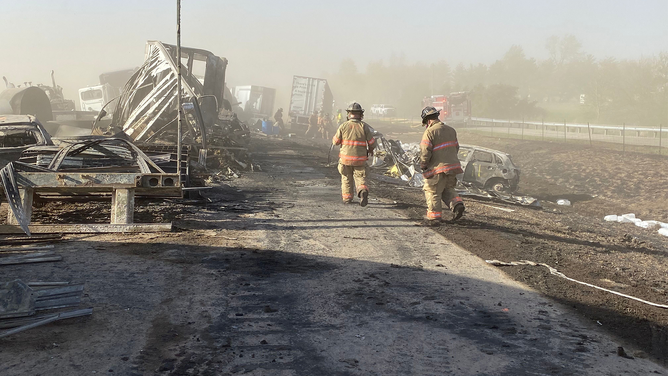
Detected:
[
  {"left": 0, "top": 41, "right": 252, "bottom": 235},
  {"left": 98, "top": 40, "right": 250, "bottom": 168}
]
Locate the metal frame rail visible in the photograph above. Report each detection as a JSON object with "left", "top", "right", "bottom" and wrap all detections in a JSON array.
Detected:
[{"left": 1, "top": 170, "right": 178, "bottom": 234}]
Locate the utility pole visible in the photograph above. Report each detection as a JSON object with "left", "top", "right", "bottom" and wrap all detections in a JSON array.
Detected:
[{"left": 176, "top": 0, "right": 183, "bottom": 182}]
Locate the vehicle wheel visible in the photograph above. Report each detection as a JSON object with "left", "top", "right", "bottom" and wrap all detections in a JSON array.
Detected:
[{"left": 485, "top": 178, "right": 509, "bottom": 193}]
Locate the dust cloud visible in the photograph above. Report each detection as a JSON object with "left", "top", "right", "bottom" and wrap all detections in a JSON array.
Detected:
[{"left": 1, "top": 0, "right": 666, "bottom": 124}]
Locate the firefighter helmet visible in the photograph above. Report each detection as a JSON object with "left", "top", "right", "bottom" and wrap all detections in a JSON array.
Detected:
[
  {"left": 421, "top": 106, "right": 439, "bottom": 124},
  {"left": 346, "top": 102, "right": 365, "bottom": 113}
]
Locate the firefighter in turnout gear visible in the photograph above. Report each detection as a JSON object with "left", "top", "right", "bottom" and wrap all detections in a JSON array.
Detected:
[
  {"left": 419, "top": 106, "right": 465, "bottom": 225},
  {"left": 332, "top": 103, "right": 376, "bottom": 206},
  {"left": 306, "top": 111, "right": 319, "bottom": 137}
]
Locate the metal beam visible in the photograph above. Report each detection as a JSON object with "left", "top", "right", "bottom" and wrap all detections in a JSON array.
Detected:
[
  {"left": 7, "top": 188, "right": 33, "bottom": 226},
  {"left": 111, "top": 188, "right": 135, "bottom": 224},
  {"left": 0, "top": 223, "right": 172, "bottom": 234},
  {"left": 13, "top": 173, "right": 140, "bottom": 188},
  {"left": 2, "top": 172, "right": 181, "bottom": 190}
]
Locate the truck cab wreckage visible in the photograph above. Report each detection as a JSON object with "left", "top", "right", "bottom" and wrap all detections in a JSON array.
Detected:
[{"left": 0, "top": 41, "right": 250, "bottom": 235}]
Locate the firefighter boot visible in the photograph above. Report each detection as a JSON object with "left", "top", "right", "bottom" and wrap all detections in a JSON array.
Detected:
[
  {"left": 452, "top": 203, "right": 465, "bottom": 221},
  {"left": 360, "top": 191, "right": 369, "bottom": 207},
  {"left": 423, "top": 216, "right": 441, "bottom": 227}
]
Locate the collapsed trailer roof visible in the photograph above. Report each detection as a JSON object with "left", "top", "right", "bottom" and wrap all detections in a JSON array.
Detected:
[{"left": 109, "top": 41, "right": 232, "bottom": 148}]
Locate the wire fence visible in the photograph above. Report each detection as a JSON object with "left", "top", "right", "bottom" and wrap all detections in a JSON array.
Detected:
[{"left": 466, "top": 117, "right": 666, "bottom": 155}]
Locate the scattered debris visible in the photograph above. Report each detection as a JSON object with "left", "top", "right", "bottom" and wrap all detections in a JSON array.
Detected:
[
  {"left": 0, "top": 251, "right": 62, "bottom": 266},
  {"left": 98, "top": 40, "right": 250, "bottom": 177},
  {"left": 0, "top": 308, "right": 92, "bottom": 339},
  {"left": 603, "top": 213, "right": 668, "bottom": 237},
  {"left": 481, "top": 204, "right": 515, "bottom": 212},
  {"left": 0, "top": 244, "right": 54, "bottom": 253},
  {"left": 0, "top": 279, "right": 91, "bottom": 338},
  {"left": 368, "top": 133, "right": 538, "bottom": 207},
  {"left": 0, "top": 279, "right": 85, "bottom": 318},
  {"left": 0, "top": 137, "right": 180, "bottom": 235},
  {"left": 617, "top": 346, "right": 634, "bottom": 359},
  {"left": 458, "top": 185, "right": 541, "bottom": 208},
  {"left": 0, "top": 234, "right": 63, "bottom": 246},
  {"left": 557, "top": 199, "right": 571, "bottom": 206},
  {"left": 0, "top": 115, "right": 53, "bottom": 166}
]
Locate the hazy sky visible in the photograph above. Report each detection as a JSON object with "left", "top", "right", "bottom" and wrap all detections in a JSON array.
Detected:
[{"left": 1, "top": 0, "right": 666, "bottom": 109}]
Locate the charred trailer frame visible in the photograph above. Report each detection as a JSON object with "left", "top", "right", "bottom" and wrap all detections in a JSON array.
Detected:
[{"left": 105, "top": 41, "right": 249, "bottom": 183}]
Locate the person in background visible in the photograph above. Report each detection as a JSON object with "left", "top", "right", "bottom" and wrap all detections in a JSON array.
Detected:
[
  {"left": 306, "top": 110, "right": 319, "bottom": 138},
  {"left": 273, "top": 108, "right": 284, "bottom": 133}
]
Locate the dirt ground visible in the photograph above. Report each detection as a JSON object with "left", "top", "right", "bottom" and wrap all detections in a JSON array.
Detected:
[{"left": 0, "top": 129, "right": 666, "bottom": 375}]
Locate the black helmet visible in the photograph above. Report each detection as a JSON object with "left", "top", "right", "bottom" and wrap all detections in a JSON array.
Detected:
[
  {"left": 346, "top": 102, "right": 365, "bottom": 113},
  {"left": 421, "top": 106, "right": 439, "bottom": 124}
]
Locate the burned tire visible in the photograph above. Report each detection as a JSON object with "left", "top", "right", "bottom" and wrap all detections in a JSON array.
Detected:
[{"left": 485, "top": 178, "right": 510, "bottom": 193}]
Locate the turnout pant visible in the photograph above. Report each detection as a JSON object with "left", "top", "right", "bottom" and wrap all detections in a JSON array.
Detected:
[
  {"left": 338, "top": 164, "right": 368, "bottom": 202},
  {"left": 423, "top": 173, "right": 463, "bottom": 219},
  {"left": 305, "top": 124, "right": 318, "bottom": 137}
]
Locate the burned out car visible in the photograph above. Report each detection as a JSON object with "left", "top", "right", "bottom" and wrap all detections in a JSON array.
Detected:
[
  {"left": 0, "top": 115, "right": 53, "bottom": 165},
  {"left": 365, "top": 134, "right": 522, "bottom": 193},
  {"left": 458, "top": 145, "right": 520, "bottom": 192}
]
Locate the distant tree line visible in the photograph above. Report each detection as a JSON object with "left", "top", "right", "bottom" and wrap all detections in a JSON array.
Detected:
[{"left": 328, "top": 35, "right": 668, "bottom": 126}]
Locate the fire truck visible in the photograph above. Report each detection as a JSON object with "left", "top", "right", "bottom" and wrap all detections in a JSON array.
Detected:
[{"left": 422, "top": 92, "right": 471, "bottom": 125}]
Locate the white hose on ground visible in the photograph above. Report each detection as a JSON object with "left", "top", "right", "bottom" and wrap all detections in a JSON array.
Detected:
[{"left": 486, "top": 259, "right": 668, "bottom": 309}]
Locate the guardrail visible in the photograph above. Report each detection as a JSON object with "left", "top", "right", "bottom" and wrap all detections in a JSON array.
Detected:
[{"left": 466, "top": 117, "right": 666, "bottom": 154}]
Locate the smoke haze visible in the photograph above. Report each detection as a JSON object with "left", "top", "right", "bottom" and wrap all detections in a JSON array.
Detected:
[{"left": 1, "top": 0, "right": 666, "bottom": 115}]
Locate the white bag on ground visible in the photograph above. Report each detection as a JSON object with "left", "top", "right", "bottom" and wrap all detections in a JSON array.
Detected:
[
  {"left": 619, "top": 214, "right": 640, "bottom": 223},
  {"left": 636, "top": 220, "right": 661, "bottom": 229}
]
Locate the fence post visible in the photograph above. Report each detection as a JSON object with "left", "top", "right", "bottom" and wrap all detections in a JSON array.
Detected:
[
  {"left": 542, "top": 118, "right": 544, "bottom": 141},
  {"left": 563, "top": 120, "right": 567, "bottom": 142},
  {"left": 623, "top": 122, "right": 626, "bottom": 153},
  {"left": 659, "top": 123, "right": 663, "bottom": 155},
  {"left": 490, "top": 119, "right": 494, "bottom": 137},
  {"left": 587, "top": 122, "right": 592, "bottom": 147},
  {"left": 521, "top": 116, "right": 524, "bottom": 140}
]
